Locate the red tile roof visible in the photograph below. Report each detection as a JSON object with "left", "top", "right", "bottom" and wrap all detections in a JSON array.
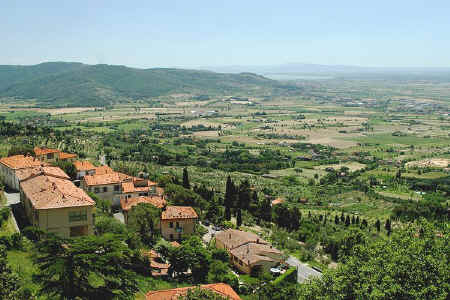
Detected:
[
  {"left": 83, "top": 172, "right": 132, "bottom": 186},
  {"left": 16, "top": 166, "right": 70, "bottom": 182},
  {"left": 59, "top": 152, "right": 77, "bottom": 160},
  {"left": 120, "top": 195, "right": 167, "bottom": 211},
  {"left": 33, "top": 147, "right": 60, "bottom": 156},
  {"left": 94, "top": 165, "right": 114, "bottom": 175},
  {"left": 215, "top": 229, "right": 268, "bottom": 250},
  {"left": 20, "top": 175, "right": 95, "bottom": 209},
  {"left": 271, "top": 197, "right": 285, "bottom": 206},
  {"left": 161, "top": 206, "right": 198, "bottom": 220},
  {"left": 73, "top": 160, "right": 96, "bottom": 171},
  {"left": 230, "top": 242, "right": 282, "bottom": 266},
  {"left": 0, "top": 155, "right": 44, "bottom": 170},
  {"left": 146, "top": 283, "right": 241, "bottom": 300}
]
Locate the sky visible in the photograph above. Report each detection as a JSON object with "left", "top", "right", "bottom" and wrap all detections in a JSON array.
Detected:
[{"left": 1, "top": 1, "right": 449, "bottom": 68}]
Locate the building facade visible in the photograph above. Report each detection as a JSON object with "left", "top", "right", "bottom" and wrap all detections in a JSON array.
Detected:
[
  {"left": 0, "top": 155, "right": 44, "bottom": 190},
  {"left": 160, "top": 206, "right": 198, "bottom": 241},
  {"left": 20, "top": 172, "right": 95, "bottom": 238}
]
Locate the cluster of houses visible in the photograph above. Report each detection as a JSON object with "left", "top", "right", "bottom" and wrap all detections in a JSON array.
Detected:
[
  {"left": 0, "top": 146, "right": 199, "bottom": 241},
  {"left": 0, "top": 146, "right": 288, "bottom": 298}
]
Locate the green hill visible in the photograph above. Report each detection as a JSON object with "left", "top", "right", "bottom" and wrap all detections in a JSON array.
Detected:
[{"left": 0, "top": 62, "right": 298, "bottom": 107}]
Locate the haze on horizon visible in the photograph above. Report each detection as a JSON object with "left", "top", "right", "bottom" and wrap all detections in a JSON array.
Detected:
[{"left": 1, "top": 0, "right": 449, "bottom": 69}]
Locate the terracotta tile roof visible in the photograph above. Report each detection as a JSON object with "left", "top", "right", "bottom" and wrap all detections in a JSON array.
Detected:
[
  {"left": 83, "top": 172, "right": 131, "bottom": 186},
  {"left": 161, "top": 206, "right": 198, "bottom": 220},
  {"left": 0, "top": 155, "right": 44, "bottom": 170},
  {"left": 20, "top": 175, "right": 95, "bottom": 209},
  {"left": 215, "top": 229, "right": 268, "bottom": 250},
  {"left": 170, "top": 241, "right": 180, "bottom": 248},
  {"left": 94, "top": 165, "right": 114, "bottom": 175},
  {"left": 271, "top": 197, "right": 285, "bottom": 206},
  {"left": 16, "top": 166, "right": 70, "bottom": 182},
  {"left": 120, "top": 195, "right": 167, "bottom": 211},
  {"left": 230, "top": 242, "right": 282, "bottom": 266},
  {"left": 73, "top": 160, "right": 96, "bottom": 171},
  {"left": 146, "top": 283, "right": 241, "bottom": 300},
  {"left": 59, "top": 152, "right": 77, "bottom": 160},
  {"left": 33, "top": 147, "right": 60, "bottom": 156}
]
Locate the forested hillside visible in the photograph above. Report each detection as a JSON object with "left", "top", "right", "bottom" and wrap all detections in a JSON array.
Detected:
[{"left": 0, "top": 62, "right": 298, "bottom": 107}]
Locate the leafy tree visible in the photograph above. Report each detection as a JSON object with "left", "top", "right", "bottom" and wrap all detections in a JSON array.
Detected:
[
  {"left": 54, "top": 160, "right": 77, "bottom": 180},
  {"left": 300, "top": 219, "right": 449, "bottom": 300},
  {"left": 33, "top": 234, "right": 139, "bottom": 300},
  {"left": 0, "top": 245, "right": 19, "bottom": 300},
  {"left": 178, "top": 287, "right": 228, "bottom": 300},
  {"left": 127, "top": 203, "right": 161, "bottom": 246},
  {"left": 182, "top": 167, "right": 190, "bottom": 189}
]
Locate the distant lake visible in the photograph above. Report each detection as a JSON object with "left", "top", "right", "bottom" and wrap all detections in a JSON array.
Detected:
[{"left": 264, "top": 73, "right": 334, "bottom": 80}]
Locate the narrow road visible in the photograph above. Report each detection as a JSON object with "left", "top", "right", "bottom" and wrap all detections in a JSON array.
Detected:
[
  {"left": 286, "top": 256, "right": 322, "bottom": 283},
  {"left": 2, "top": 191, "right": 20, "bottom": 232}
]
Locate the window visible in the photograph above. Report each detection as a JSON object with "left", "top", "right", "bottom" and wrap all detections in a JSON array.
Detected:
[
  {"left": 139, "top": 192, "right": 146, "bottom": 196},
  {"left": 94, "top": 187, "right": 100, "bottom": 193},
  {"left": 69, "top": 210, "right": 87, "bottom": 222},
  {"left": 169, "top": 234, "right": 174, "bottom": 240},
  {"left": 47, "top": 153, "right": 54, "bottom": 159},
  {"left": 103, "top": 187, "right": 108, "bottom": 193},
  {"left": 169, "top": 222, "right": 173, "bottom": 228},
  {"left": 114, "top": 185, "right": 120, "bottom": 192},
  {"left": 70, "top": 225, "right": 88, "bottom": 237},
  {"left": 176, "top": 222, "right": 180, "bottom": 228}
]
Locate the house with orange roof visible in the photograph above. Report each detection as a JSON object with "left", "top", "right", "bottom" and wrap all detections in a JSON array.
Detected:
[
  {"left": 145, "top": 283, "right": 241, "bottom": 300},
  {"left": 33, "top": 147, "right": 77, "bottom": 162},
  {"left": 0, "top": 155, "right": 45, "bottom": 190},
  {"left": 81, "top": 171, "right": 158, "bottom": 206},
  {"left": 120, "top": 195, "right": 167, "bottom": 224},
  {"left": 215, "top": 229, "right": 284, "bottom": 274},
  {"left": 160, "top": 206, "right": 198, "bottom": 241},
  {"left": 271, "top": 197, "right": 285, "bottom": 206},
  {"left": 73, "top": 160, "right": 96, "bottom": 179},
  {"left": 20, "top": 171, "right": 95, "bottom": 238}
]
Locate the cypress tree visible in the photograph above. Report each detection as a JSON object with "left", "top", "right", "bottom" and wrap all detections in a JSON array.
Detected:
[
  {"left": 351, "top": 215, "right": 356, "bottom": 225},
  {"left": 345, "top": 215, "right": 350, "bottom": 227},
  {"left": 224, "top": 176, "right": 233, "bottom": 221},
  {"left": 340, "top": 212, "right": 345, "bottom": 223},
  {"left": 356, "top": 216, "right": 360, "bottom": 225},
  {"left": 335, "top": 215, "right": 339, "bottom": 224},
  {"left": 182, "top": 167, "right": 190, "bottom": 189},
  {"left": 237, "top": 208, "right": 242, "bottom": 227},
  {"left": 375, "top": 219, "right": 381, "bottom": 232},
  {"left": 385, "top": 218, "right": 392, "bottom": 234}
]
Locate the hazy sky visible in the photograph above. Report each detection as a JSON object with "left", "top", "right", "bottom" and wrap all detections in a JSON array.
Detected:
[{"left": 1, "top": 1, "right": 449, "bottom": 68}]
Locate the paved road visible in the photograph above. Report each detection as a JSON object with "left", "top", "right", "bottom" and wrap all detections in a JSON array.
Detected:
[
  {"left": 2, "top": 192, "right": 20, "bottom": 232},
  {"left": 200, "top": 223, "right": 221, "bottom": 244},
  {"left": 286, "top": 256, "right": 322, "bottom": 283}
]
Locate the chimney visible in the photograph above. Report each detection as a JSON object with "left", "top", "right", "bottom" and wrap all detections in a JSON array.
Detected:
[{"left": 256, "top": 238, "right": 259, "bottom": 244}]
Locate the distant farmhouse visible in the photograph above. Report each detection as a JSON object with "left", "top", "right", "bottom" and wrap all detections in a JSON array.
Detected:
[{"left": 34, "top": 147, "right": 77, "bottom": 163}]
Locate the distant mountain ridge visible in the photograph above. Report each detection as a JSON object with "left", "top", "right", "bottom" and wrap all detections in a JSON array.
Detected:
[
  {"left": 0, "top": 62, "right": 294, "bottom": 107},
  {"left": 203, "top": 63, "right": 450, "bottom": 75}
]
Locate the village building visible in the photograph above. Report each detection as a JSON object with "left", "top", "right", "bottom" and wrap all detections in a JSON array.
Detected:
[
  {"left": 0, "top": 155, "right": 45, "bottom": 190},
  {"left": 20, "top": 170, "right": 95, "bottom": 238},
  {"left": 215, "top": 229, "right": 283, "bottom": 274},
  {"left": 120, "top": 195, "right": 167, "bottom": 224},
  {"left": 146, "top": 283, "right": 241, "bottom": 300},
  {"left": 81, "top": 171, "right": 158, "bottom": 206},
  {"left": 73, "top": 160, "right": 96, "bottom": 179},
  {"left": 34, "top": 147, "right": 77, "bottom": 162},
  {"left": 144, "top": 250, "right": 170, "bottom": 277},
  {"left": 271, "top": 197, "right": 285, "bottom": 206},
  {"left": 160, "top": 206, "right": 198, "bottom": 241}
]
